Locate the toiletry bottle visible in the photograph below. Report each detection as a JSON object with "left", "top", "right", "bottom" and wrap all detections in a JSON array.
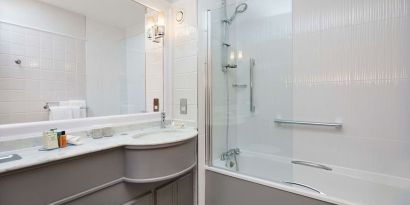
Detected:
[
  {"left": 42, "top": 130, "right": 59, "bottom": 149},
  {"left": 59, "top": 131, "right": 68, "bottom": 148},
  {"left": 153, "top": 98, "right": 159, "bottom": 112},
  {"left": 56, "top": 130, "right": 62, "bottom": 147}
]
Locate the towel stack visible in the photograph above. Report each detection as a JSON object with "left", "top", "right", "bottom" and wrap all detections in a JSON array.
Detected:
[{"left": 48, "top": 100, "right": 87, "bottom": 121}]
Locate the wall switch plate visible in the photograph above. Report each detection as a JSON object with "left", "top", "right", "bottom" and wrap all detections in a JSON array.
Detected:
[{"left": 180, "top": 98, "right": 187, "bottom": 115}]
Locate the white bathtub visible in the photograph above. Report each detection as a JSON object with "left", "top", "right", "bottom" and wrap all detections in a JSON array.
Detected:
[{"left": 210, "top": 150, "right": 410, "bottom": 205}]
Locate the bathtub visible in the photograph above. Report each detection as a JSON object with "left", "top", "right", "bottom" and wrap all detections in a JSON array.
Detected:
[{"left": 209, "top": 150, "right": 410, "bottom": 205}]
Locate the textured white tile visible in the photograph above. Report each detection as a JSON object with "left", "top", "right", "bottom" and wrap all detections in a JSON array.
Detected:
[
  {"left": 173, "top": 56, "right": 197, "bottom": 74},
  {"left": 0, "top": 90, "right": 25, "bottom": 101},
  {"left": 0, "top": 29, "right": 10, "bottom": 43},
  {"left": 173, "top": 104, "right": 197, "bottom": 121},
  {"left": 173, "top": 89, "right": 197, "bottom": 105},
  {"left": 9, "top": 44, "right": 25, "bottom": 56},
  {"left": 173, "top": 40, "right": 197, "bottom": 59},
  {"left": 0, "top": 54, "right": 10, "bottom": 66},
  {"left": 173, "top": 72, "right": 197, "bottom": 90},
  {"left": 9, "top": 31, "right": 25, "bottom": 45},
  {"left": 26, "top": 35, "right": 40, "bottom": 48},
  {"left": 0, "top": 42, "right": 10, "bottom": 54}
]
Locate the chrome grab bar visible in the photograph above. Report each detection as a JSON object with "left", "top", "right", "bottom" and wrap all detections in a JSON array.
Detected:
[
  {"left": 282, "top": 181, "right": 325, "bottom": 195},
  {"left": 274, "top": 119, "right": 342, "bottom": 128},
  {"left": 232, "top": 84, "right": 247, "bottom": 88},
  {"left": 250, "top": 58, "right": 255, "bottom": 112},
  {"left": 292, "top": 160, "right": 333, "bottom": 171}
]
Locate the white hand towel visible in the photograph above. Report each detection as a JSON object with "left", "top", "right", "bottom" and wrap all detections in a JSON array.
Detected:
[
  {"left": 49, "top": 106, "right": 73, "bottom": 121},
  {"left": 59, "top": 101, "right": 70, "bottom": 106},
  {"left": 69, "top": 100, "right": 87, "bottom": 118},
  {"left": 68, "top": 100, "right": 86, "bottom": 108},
  {"left": 71, "top": 106, "right": 81, "bottom": 119}
]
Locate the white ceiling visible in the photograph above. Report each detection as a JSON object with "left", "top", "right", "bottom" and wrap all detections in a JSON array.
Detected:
[{"left": 38, "top": 0, "right": 147, "bottom": 29}]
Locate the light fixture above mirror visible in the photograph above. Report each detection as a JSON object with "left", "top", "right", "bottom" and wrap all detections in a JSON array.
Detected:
[{"left": 146, "top": 12, "right": 165, "bottom": 43}]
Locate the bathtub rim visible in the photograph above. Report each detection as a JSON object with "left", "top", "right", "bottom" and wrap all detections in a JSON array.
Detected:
[{"left": 205, "top": 165, "right": 359, "bottom": 205}]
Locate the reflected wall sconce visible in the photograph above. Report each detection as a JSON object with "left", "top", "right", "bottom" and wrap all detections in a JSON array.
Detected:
[{"left": 147, "top": 12, "right": 165, "bottom": 43}]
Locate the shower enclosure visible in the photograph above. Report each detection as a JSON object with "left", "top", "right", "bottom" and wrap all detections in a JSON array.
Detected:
[{"left": 206, "top": 0, "right": 410, "bottom": 204}]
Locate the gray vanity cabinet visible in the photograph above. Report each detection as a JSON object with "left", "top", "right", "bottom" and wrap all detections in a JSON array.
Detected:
[
  {"left": 125, "top": 193, "right": 154, "bottom": 205},
  {"left": 156, "top": 173, "right": 193, "bottom": 205},
  {"left": 0, "top": 137, "right": 197, "bottom": 205},
  {"left": 156, "top": 182, "right": 175, "bottom": 205}
]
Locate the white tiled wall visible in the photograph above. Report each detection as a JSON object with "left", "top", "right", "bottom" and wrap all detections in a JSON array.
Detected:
[
  {"left": 0, "top": 22, "right": 86, "bottom": 124},
  {"left": 201, "top": 0, "right": 410, "bottom": 181},
  {"left": 171, "top": 0, "right": 198, "bottom": 124},
  {"left": 145, "top": 26, "right": 164, "bottom": 113},
  {"left": 292, "top": 0, "right": 410, "bottom": 179}
]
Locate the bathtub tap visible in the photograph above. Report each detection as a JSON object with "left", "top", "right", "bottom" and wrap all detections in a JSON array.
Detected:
[{"left": 221, "top": 148, "right": 240, "bottom": 171}]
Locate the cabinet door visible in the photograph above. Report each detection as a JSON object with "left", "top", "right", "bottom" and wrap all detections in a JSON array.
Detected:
[
  {"left": 132, "top": 193, "right": 153, "bottom": 205},
  {"left": 177, "top": 173, "right": 193, "bottom": 205},
  {"left": 156, "top": 182, "right": 176, "bottom": 205},
  {"left": 155, "top": 173, "right": 194, "bottom": 205},
  {"left": 124, "top": 193, "right": 153, "bottom": 205}
]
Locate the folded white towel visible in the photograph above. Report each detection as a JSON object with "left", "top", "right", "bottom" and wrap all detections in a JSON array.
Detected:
[
  {"left": 67, "top": 135, "right": 84, "bottom": 145},
  {"left": 68, "top": 100, "right": 86, "bottom": 108},
  {"left": 71, "top": 106, "right": 81, "bottom": 119},
  {"left": 49, "top": 106, "right": 73, "bottom": 121},
  {"left": 69, "top": 100, "right": 87, "bottom": 118},
  {"left": 58, "top": 101, "right": 70, "bottom": 106}
]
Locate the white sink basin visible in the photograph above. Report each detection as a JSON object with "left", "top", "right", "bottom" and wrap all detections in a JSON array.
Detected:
[{"left": 132, "top": 128, "right": 190, "bottom": 140}]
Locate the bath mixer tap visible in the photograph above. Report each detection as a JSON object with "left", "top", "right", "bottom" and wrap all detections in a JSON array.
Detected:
[
  {"left": 221, "top": 148, "right": 240, "bottom": 171},
  {"left": 220, "top": 148, "right": 240, "bottom": 160}
]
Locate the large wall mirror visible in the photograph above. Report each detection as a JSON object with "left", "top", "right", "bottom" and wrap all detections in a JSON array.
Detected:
[{"left": 0, "top": 0, "right": 165, "bottom": 125}]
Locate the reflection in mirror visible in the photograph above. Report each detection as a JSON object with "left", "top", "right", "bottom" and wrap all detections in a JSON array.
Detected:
[{"left": 0, "top": 0, "right": 164, "bottom": 125}]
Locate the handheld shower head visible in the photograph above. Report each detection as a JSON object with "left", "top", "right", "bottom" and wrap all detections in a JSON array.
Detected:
[
  {"left": 224, "top": 2, "right": 248, "bottom": 24},
  {"left": 235, "top": 3, "right": 248, "bottom": 13}
]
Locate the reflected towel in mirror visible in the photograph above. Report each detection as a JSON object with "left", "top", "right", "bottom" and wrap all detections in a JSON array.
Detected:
[{"left": 49, "top": 106, "right": 73, "bottom": 120}]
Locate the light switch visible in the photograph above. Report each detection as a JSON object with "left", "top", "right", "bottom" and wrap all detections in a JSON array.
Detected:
[{"left": 180, "top": 98, "right": 187, "bottom": 115}]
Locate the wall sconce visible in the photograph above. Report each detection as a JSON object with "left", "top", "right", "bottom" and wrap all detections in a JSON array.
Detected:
[{"left": 147, "top": 12, "right": 165, "bottom": 43}]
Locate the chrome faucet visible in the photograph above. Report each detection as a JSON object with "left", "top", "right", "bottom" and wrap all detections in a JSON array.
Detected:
[
  {"left": 220, "top": 148, "right": 240, "bottom": 160},
  {"left": 161, "top": 112, "right": 166, "bottom": 128},
  {"left": 220, "top": 148, "right": 240, "bottom": 171}
]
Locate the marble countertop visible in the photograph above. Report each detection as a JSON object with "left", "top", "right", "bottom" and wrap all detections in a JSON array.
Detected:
[{"left": 0, "top": 127, "right": 198, "bottom": 174}]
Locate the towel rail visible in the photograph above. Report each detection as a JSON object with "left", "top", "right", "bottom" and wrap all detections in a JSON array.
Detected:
[{"left": 43, "top": 102, "right": 88, "bottom": 110}]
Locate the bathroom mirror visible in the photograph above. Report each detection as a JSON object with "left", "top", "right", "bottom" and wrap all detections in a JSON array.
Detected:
[{"left": 0, "top": 0, "right": 164, "bottom": 124}]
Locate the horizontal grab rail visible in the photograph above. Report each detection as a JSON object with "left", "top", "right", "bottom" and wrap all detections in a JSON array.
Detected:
[
  {"left": 274, "top": 119, "right": 342, "bottom": 128},
  {"left": 292, "top": 160, "right": 333, "bottom": 171},
  {"left": 282, "top": 181, "right": 325, "bottom": 195},
  {"left": 232, "top": 84, "right": 247, "bottom": 88}
]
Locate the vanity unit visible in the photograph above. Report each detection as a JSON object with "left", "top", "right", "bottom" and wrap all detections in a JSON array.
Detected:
[{"left": 0, "top": 128, "right": 197, "bottom": 205}]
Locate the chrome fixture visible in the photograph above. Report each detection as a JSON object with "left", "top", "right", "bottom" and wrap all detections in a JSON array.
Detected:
[
  {"left": 274, "top": 119, "right": 343, "bottom": 128},
  {"left": 43, "top": 102, "right": 88, "bottom": 111},
  {"left": 221, "top": 148, "right": 240, "bottom": 171},
  {"left": 224, "top": 64, "right": 238, "bottom": 69},
  {"left": 160, "top": 112, "right": 166, "bottom": 128},
  {"left": 220, "top": 148, "right": 240, "bottom": 160},
  {"left": 292, "top": 160, "right": 333, "bottom": 171},
  {"left": 232, "top": 84, "right": 247, "bottom": 88},
  {"left": 222, "top": 3, "right": 248, "bottom": 24},
  {"left": 250, "top": 58, "right": 256, "bottom": 112},
  {"left": 282, "top": 181, "right": 325, "bottom": 195}
]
